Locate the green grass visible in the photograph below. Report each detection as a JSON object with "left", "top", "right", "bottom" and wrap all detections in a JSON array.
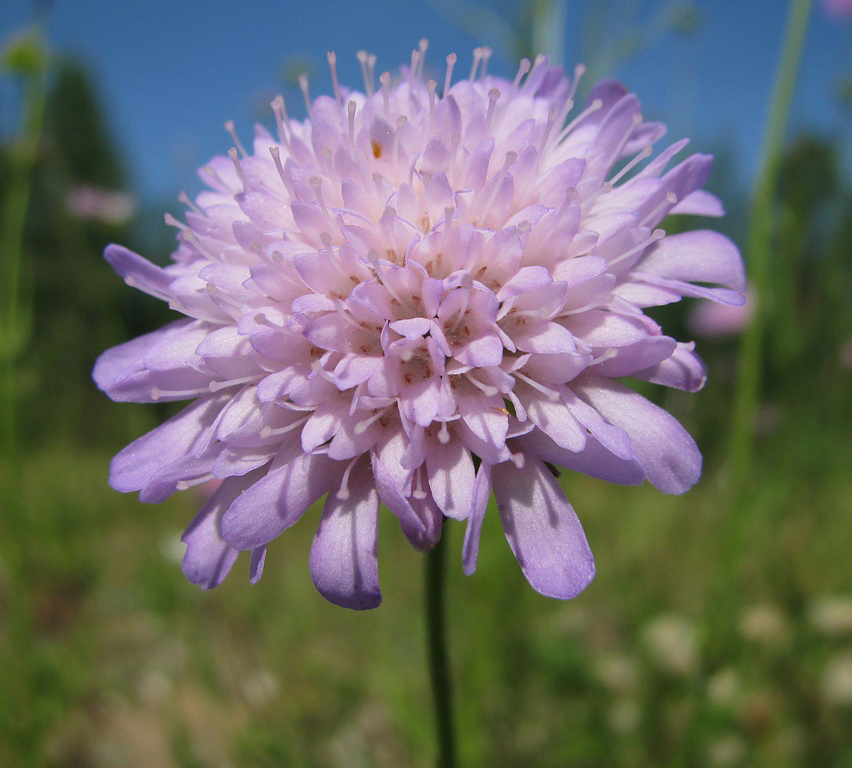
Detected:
[{"left": 1, "top": 419, "right": 849, "bottom": 767}]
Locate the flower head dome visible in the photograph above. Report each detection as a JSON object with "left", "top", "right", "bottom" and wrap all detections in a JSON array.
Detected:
[{"left": 94, "top": 45, "right": 745, "bottom": 609}]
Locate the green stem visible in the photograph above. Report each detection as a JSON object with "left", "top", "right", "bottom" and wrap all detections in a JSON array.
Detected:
[
  {"left": 727, "top": 0, "right": 811, "bottom": 493},
  {"left": 425, "top": 529, "right": 457, "bottom": 768},
  {"left": 531, "top": 0, "right": 566, "bottom": 66}
]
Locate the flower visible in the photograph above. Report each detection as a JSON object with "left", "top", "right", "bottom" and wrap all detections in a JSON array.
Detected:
[
  {"left": 66, "top": 184, "right": 135, "bottom": 225},
  {"left": 687, "top": 290, "right": 753, "bottom": 338},
  {"left": 823, "top": 0, "right": 852, "bottom": 20},
  {"left": 94, "top": 45, "right": 745, "bottom": 609}
]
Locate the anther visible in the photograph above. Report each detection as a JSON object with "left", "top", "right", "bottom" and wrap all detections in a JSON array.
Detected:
[
  {"left": 380, "top": 71, "right": 391, "bottom": 117},
  {"left": 347, "top": 100, "right": 357, "bottom": 149},
  {"left": 224, "top": 120, "right": 248, "bottom": 157},
  {"left": 228, "top": 147, "right": 245, "bottom": 187},
  {"left": 327, "top": 51, "right": 342, "bottom": 107},
  {"left": 270, "top": 95, "right": 291, "bottom": 146},
  {"left": 268, "top": 146, "right": 288, "bottom": 188},
  {"left": 511, "top": 58, "right": 531, "bottom": 94},
  {"left": 177, "top": 190, "right": 201, "bottom": 214},
  {"left": 443, "top": 53, "right": 457, "bottom": 97},
  {"left": 356, "top": 50, "right": 374, "bottom": 97},
  {"left": 417, "top": 38, "right": 429, "bottom": 78},
  {"left": 298, "top": 73, "right": 312, "bottom": 118},
  {"left": 485, "top": 88, "right": 500, "bottom": 133}
]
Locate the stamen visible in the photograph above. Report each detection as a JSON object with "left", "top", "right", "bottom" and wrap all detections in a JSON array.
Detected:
[
  {"left": 356, "top": 50, "right": 374, "bottom": 97},
  {"left": 557, "top": 98, "right": 604, "bottom": 143},
  {"left": 150, "top": 385, "right": 210, "bottom": 401},
  {"left": 176, "top": 474, "right": 215, "bottom": 491},
  {"left": 469, "top": 47, "right": 485, "bottom": 81},
  {"left": 465, "top": 374, "right": 499, "bottom": 398},
  {"left": 412, "top": 466, "right": 428, "bottom": 500},
  {"left": 610, "top": 145, "right": 653, "bottom": 185},
  {"left": 228, "top": 148, "right": 245, "bottom": 189},
  {"left": 164, "top": 212, "right": 188, "bottom": 231},
  {"left": 479, "top": 47, "right": 492, "bottom": 79},
  {"left": 409, "top": 49, "right": 420, "bottom": 87},
  {"left": 640, "top": 192, "right": 678, "bottom": 228},
  {"left": 336, "top": 456, "right": 361, "bottom": 500},
  {"left": 270, "top": 95, "right": 291, "bottom": 147},
  {"left": 298, "top": 73, "right": 312, "bottom": 118},
  {"left": 426, "top": 80, "right": 437, "bottom": 120},
  {"left": 327, "top": 51, "right": 342, "bottom": 107},
  {"left": 417, "top": 38, "right": 429, "bottom": 78},
  {"left": 347, "top": 100, "right": 357, "bottom": 149},
  {"left": 380, "top": 71, "right": 391, "bottom": 117},
  {"left": 608, "top": 228, "right": 665, "bottom": 267},
  {"left": 177, "top": 191, "right": 202, "bottom": 214},
  {"left": 511, "top": 58, "right": 531, "bottom": 95},
  {"left": 203, "top": 164, "right": 233, "bottom": 192},
  {"left": 224, "top": 120, "right": 248, "bottom": 158},
  {"left": 269, "top": 146, "right": 288, "bottom": 188},
  {"left": 259, "top": 414, "right": 311, "bottom": 439},
  {"left": 310, "top": 176, "right": 329, "bottom": 214},
  {"left": 515, "top": 372, "right": 561, "bottom": 402},
  {"left": 443, "top": 53, "right": 457, "bottom": 97},
  {"left": 438, "top": 421, "right": 451, "bottom": 444},
  {"left": 485, "top": 88, "right": 500, "bottom": 133},
  {"left": 539, "top": 109, "right": 559, "bottom": 154},
  {"left": 208, "top": 375, "right": 260, "bottom": 392},
  {"left": 510, "top": 451, "right": 525, "bottom": 469},
  {"left": 354, "top": 409, "right": 385, "bottom": 435}
]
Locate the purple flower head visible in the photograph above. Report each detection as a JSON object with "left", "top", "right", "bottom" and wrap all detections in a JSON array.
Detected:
[{"left": 94, "top": 46, "right": 745, "bottom": 609}]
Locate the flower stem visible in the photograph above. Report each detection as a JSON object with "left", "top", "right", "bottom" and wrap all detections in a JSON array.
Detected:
[
  {"left": 425, "top": 529, "right": 458, "bottom": 768},
  {"left": 727, "top": 0, "right": 812, "bottom": 493}
]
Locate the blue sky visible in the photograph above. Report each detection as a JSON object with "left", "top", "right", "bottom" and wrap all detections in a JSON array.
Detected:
[{"left": 2, "top": 0, "right": 850, "bottom": 202}]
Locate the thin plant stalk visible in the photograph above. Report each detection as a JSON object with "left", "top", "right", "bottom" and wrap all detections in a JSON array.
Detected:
[
  {"left": 727, "top": 0, "right": 812, "bottom": 494},
  {"left": 0, "top": 29, "right": 48, "bottom": 763},
  {"left": 425, "top": 529, "right": 457, "bottom": 768}
]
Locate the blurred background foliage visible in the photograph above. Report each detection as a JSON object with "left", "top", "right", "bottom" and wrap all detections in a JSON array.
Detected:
[{"left": 0, "top": 1, "right": 850, "bottom": 766}]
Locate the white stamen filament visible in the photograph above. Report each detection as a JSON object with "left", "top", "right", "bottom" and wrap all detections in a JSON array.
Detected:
[
  {"left": 356, "top": 50, "right": 374, "bottom": 97},
  {"left": 209, "top": 376, "right": 261, "bottom": 393},
  {"left": 608, "top": 228, "right": 665, "bottom": 267},
  {"left": 298, "top": 73, "right": 312, "bottom": 118},
  {"left": 150, "top": 385, "right": 210, "bottom": 401},
  {"left": 176, "top": 474, "right": 215, "bottom": 491},
  {"left": 224, "top": 120, "right": 248, "bottom": 158},
  {"left": 228, "top": 148, "right": 245, "bottom": 190},
  {"left": 443, "top": 53, "right": 456, "bottom": 97},
  {"left": 178, "top": 190, "right": 202, "bottom": 214},
  {"left": 412, "top": 466, "right": 428, "bottom": 500},
  {"left": 640, "top": 192, "right": 678, "bottom": 228},
  {"left": 270, "top": 95, "right": 291, "bottom": 148},
  {"left": 336, "top": 456, "right": 360, "bottom": 500},
  {"left": 327, "top": 51, "right": 342, "bottom": 107},
  {"left": 515, "top": 372, "right": 561, "bottom": 402},
  {"left": 556, "top": 98, "right": 603, "bottom": 144},
  {"left": 438, "top": 421, "right": 451, "bottom": 444},
  {"left": 354, "top": 409, "right": 385, "bottom": 435},
  {"left": 511, "top": 58, "right": 531, "bottom": 95},
  {"left": 465, "top": 374, "right": 499, "bottom": 398},
  {"left": 347, "top": 100, "right": 357, "bottom": 149},
  {"left": 485, "top": 88, "right": 500, "bottom": 134},
  {"left": 269, "top": 146, "right": 288, "bottom": 188},
  {"left": 380, "top": 71, "right": 391, "bottom": 118},
  {"left": 610, "top": 145, "right": 653, "bottom": 185},
  {"left": 260, "top": 415, "right": 310, "bottom": 439}
]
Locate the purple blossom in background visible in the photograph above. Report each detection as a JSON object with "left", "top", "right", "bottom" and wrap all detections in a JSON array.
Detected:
[
  {"left": 94, "top": 46, "right": 745, "bottom": 609},
  {"left": 822, "top": 0, "right": 852, "bottom": 20}
]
